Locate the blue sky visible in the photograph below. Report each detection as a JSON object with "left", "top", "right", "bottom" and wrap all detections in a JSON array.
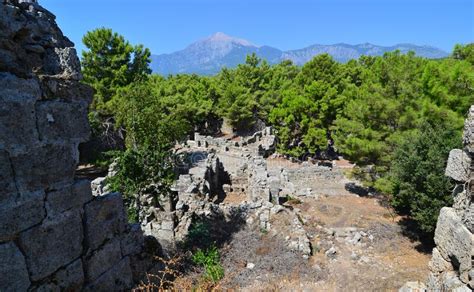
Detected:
[{"left": 42, "top": 0, "right": 473, "bottom": 55}]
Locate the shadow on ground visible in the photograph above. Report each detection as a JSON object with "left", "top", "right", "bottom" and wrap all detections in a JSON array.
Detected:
[
  {"left": 397, "top": 217, "right": 435, "bottom": 254},
  {"left": 180, "top": 207, "right": 247, "bottom": 251}
]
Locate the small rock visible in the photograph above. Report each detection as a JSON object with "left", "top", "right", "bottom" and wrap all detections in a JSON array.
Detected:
[
  {"left": 349, "top": 232, "right": 362, "bottom": 244},
  {"left": 313, "top": 264, "right": 322, "bottom": 273},
  {"left": 325, "top": 247, "right": 337, "bottom": 259},
  {"left": 246, "top": 262, "right": 255, "bottom": 269},
  {"left": 359, "top": 256, "right": 370, "bottom": 264},
  {"left": 289, "top": 241, "right": 299, "bottom": 250},
  {"left": 324, "top": 228, "right": 335, "bottom": 236},
  {"left": 246, "top": 217, "right": 254, "bottom": 225},
  {"left": 350, "top": 251, "right": 359, "bottom": 261},
  {"left": 270, "top": 205, "right": 285, "bottom": 214},
  {"left": 399, "top": 281, "right": 427, "bottom": 292}
]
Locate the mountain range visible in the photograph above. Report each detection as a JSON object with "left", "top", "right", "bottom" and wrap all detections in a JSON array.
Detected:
[{"left": 151, "top": 32, "right": 449, "bottom": 75}]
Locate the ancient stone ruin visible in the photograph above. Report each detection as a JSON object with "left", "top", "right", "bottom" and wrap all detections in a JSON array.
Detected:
[
  {"left": 2, "top": 1, "right": 473, "bottom": 291},
  {"left": 95, "top": 126, "right": 352, "bottom": 260},
  {"left": 426, "top": 106, "right": 474, "bottom": 291},
  {"left": 0, "top": 1, "right": 144, "bottom": 290}
]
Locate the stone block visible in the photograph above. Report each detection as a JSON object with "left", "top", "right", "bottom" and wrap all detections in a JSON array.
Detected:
[
  {"left": 461, "top": 203, "right": 474, "bottom": 233},
  {"left": 445, "top": 149, "right": 471, "bottom": 182},
  {"left": 441, "top": 271, "right": 471, "bottom": 291},
  {"left": 0, "top": 242, "right": 31, "bottom": 292},
  {"left": 121, "top": 223, "right": 144, "bottom": 256},
  {"left": 0, "top": 150, "right": 18, "bottom": 204},
  {"left": 428, "top": 247, "right": 453, "bottom": 273},
  {"left": 0, "top": 191, "right": 45, "bottom": 241},
  {"left": 18, "top": 209, "right": 83, "bottom": 281},
  {"left": 398, "top": 281, "right": 426, "bottom": 292},
  {"left": 453, "top": 185, "right": 471, "bottom": 215},
  {"left": 0, "top": 73, "right": 40, "bottom": 152},
  {"left": 463, "top": 105, "right": 474, "bottom": 154},
  {"left": 39, "top": 76, "right": 93, "bottom": 103},
  {"left": 426, "top": 272, "right": 441, "bottom": 291},
  {"left": 28, "top": 258, "right": 85, "bottom": 291},
  {"left": 85, "top": 238, "right": 122, "bottom": 282},
  {"left": 84, "top": 256, "right": 133, "bottom": 292},
  {"left": 84, "top": 192, "right": 127, "bottom": 251},
  {"left": 36, "top": 100, "right": 90, "bottom": 143},
  {"left": 53, "top": 259, "right": 84, "bottom": 291},
  {"left": 11, "top": 143, "right": 77, "bottom": 193},
  {"left": 47, "top": 179, "right": 92, "bottom": 214},
  {"left": 434, "top": 207, "right": 474, "bottom": 283}
]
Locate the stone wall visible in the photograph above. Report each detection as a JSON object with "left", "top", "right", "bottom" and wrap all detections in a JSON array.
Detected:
[
  {"left": 0, "top": 1, "right": 143, "bottom": 290},
  {"left": 424, "top": 106, "right": 474, "bottom": 291}
]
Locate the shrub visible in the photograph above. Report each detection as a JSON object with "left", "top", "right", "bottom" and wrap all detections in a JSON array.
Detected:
[
  {"left": 388, "top": 122, "right": 461, "bottom": 234},
  {"left": 192, "top": 245, "right": 225, "bottom": 283},
  {"left": 184, "top": 220, "right": 212, "bottom": 250}
]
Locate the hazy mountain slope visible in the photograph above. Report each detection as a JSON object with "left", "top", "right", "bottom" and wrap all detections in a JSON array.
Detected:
[
  {"left": 151, "top": 33, "right": 449, "bottom": 75},
  {"left": 282, "top": 43, "right": 449, "bottom": 64}
]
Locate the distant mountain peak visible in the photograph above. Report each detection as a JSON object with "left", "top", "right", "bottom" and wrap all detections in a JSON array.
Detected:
[{"left": 201, "top": 32, "right": 257, "bottom": 47}]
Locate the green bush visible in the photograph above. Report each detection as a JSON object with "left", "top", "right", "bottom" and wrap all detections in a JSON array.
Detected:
[
  {"left": 183, "top": 220, "right": 212, "bottom": 249},
  {"left": 192, "top": 245, "right": 224, "bottom": 283},
  {"left": 387, "top": 122, "right": 461, "bottom": 234}
]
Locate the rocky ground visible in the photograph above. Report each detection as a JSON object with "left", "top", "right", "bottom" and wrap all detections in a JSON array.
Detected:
[{"left": 169, "top": 157, "right": 431, "bottom": 291}]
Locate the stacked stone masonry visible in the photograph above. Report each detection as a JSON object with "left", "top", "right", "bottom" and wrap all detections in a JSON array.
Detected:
[{"left": 0, "top": 1, "right": 143, "bottom": 291}]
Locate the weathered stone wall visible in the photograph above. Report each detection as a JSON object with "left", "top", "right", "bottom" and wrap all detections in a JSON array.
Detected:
[
  {"left": 424, "top": 106, "right": 474, "bottom": 291},
  {"left": 0, "top": 1, "right": 143, "bottom": 290}
]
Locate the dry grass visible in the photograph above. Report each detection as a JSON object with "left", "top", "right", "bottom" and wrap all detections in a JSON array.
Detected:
[{"left": 132, "top": 256, "right": 183, "bottom": 292}]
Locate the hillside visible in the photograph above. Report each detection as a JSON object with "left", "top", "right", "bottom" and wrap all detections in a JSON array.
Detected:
[{"left": 151, "top": 32, "right": 449, "bottom": 75}]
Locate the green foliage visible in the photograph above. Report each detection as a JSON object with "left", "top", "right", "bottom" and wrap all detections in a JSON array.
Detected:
[
  {"left": 107, "top": 80, "right": 190, "bottom": 209},
  {"left": 183, "top": 220, "right": 212, "bottom": 250},
  {"left": 82, "top": 28, "right": 151, "bottom": 114},
  {"left": 269, "top": 54, "right": 350, "bottom": 156},
  {"left": 453, "top": 43, "right": 474, "bottom": 65},
  {"left": 192, "top": 245, "right": 224, "bottom": 283},
  {"left": 215, "top": 54, "right": 271, "bottom": 130},
  {"left": 332, "top": 51, "right": 470, "bottom": 176},
  {"left": 387, "top": 122, "right": 461, "bottom": 233},
  {"left": 126, "top": 204, "right": 139, "bottom": 223}
]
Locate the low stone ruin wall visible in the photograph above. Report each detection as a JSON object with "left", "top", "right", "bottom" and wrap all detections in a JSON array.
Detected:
[{"left": 0, "top": 1, "right": 143, "bottom": 290}]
